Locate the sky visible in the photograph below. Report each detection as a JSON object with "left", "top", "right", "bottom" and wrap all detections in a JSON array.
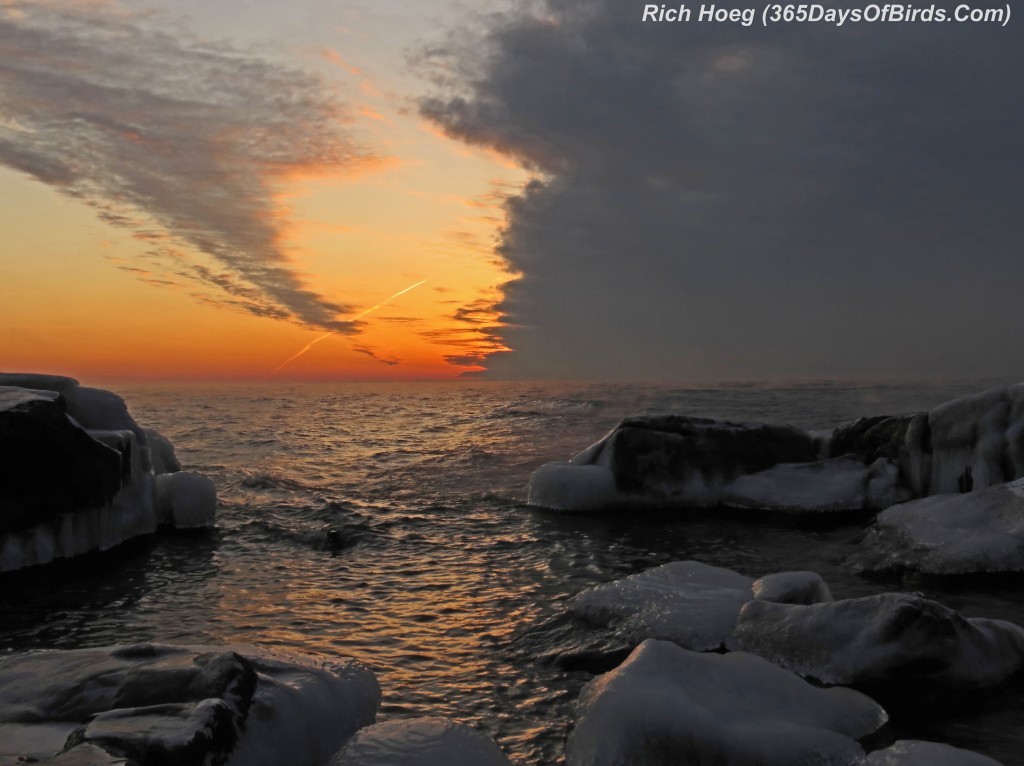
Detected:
[{"left": 2, "top": 0, "right": 1022, "bottom": 382}]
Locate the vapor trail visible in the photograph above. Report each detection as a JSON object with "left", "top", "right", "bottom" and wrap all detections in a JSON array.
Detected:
[{"left": 269, "top": 279, "right": 427, "bottom": 376}]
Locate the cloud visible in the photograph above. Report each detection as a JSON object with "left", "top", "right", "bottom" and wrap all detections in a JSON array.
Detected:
[
  {"left": 419, "top": 1, "right": 1024, "bottom": 379},
  {"left": 0, "top": 0, "right": 383, "bottom": 332}
]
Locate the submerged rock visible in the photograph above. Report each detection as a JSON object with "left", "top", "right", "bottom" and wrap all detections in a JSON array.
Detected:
[
  {"left": 0, "top": 643, "right": 380, "bottom": 766},
  {"left": 0, "top": 373, "right": 216, "bottom": 572},
  {"left": 528, "top": 384, "right": 1024, "bottom": 513},
  {"left": 732, "top": 593, "right": 1024, "bottom": 693},
  {"left": 330, "top": 717, "right": 511, "bottom": 766},
  {"left": 850, "top": 479, "right": 1024, "bottom": 575},
  {"left": 565, "top": 639, "right": 887, "bottom": 766}
]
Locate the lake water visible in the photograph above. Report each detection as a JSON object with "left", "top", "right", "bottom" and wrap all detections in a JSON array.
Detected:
[{"left": 3, "top": 378, "right": 1023, "bottom": 764}]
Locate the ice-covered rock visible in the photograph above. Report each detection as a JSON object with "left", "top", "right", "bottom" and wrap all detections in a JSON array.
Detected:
[
  {"left": 860, "top": 740, "right": 1004, "bottom": 765},
  {"left": 1, "top": 387, "right": 123, "bottom": 534},
  {"left": 0, "top": 643, "right": 380, "bottom": 766},
  {"left": 830, "top": 385, "right": 1024, "bottom": 499},
  {"left": 568, "top": 561, "right": 832, "bottom": 651},
  {"left": 329, "top": 717, "right": 511, "bottom": 766},
  {"left": 565, "top": 639, "right": 888, "bottom": 766},
  {"left": 722, "top": 455, "right": 907, "bottom": 512},
  {"left": 529, "top": 384, "right": 1024, "bottom": 513},
  {"left": 0, "top": 374, "right": 215, "bottom": 572},
  {"left": 850, "top": 479, "right": 1024, "bottom": 575},
  {"left": 733, "top": 593, "right": 1024, "bottom": 692},
  {"left": 155, "top": 472, "right": 217, "bottom": 529},
  {"left": 529, "top": 415, "right": 828, "bottom": 511}
]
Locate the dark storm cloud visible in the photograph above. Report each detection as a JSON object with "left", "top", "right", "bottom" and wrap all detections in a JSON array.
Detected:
[
  {"left": 0, "top": 1, "right": 381, "bottom": 333},
  {"left": 420, "top": 1, "right": 1024, "bottom": 379}
]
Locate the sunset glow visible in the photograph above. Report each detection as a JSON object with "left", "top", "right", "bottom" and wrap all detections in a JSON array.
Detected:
[{"left": 0, "top": 0, "right": 528, "bottom": 382}]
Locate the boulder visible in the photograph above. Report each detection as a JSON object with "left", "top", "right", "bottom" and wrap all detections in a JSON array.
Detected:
[
  {"left": 0, "top": 643, "right": 380, "bottom": 766},
  {"left": 568, "top": 560, "right": 831, "bottom": 652},
  {"left": 733, "top": 593, "right": 1024, "bottom": 692},
  {"left": 565, "top": 639, "right": 888, "bottom": 766},
  {"left": 0, "top": 374, "right": 216, "bottom": 572},
  {"left": 860, "top": 740, "right": 1004, "bottom": 765},
  {"left": 849, "top": 479, "right": 1024, "bottom": 575},
  {"left": 330, "top": 717, "right": 511, "bottom": 766}
]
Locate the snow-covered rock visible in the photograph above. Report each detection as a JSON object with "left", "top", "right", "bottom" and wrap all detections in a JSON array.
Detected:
[
  {"left": 850, "top": 479, "right": 1024, "bottom": 575},
  {"left": 528, "top": 384, "right": 1024, "bottom": 513},
  {"left": 565, "top": 639, "right": 888, "bottom": 766},
  {"left": 0, "top": 643, "right": 380, "bottom": 766},
  {"left": 568, "top": 561, "right": 832, "bottom": 651},
  {"left": 329, "top": 717, "right": 511, "bottom": 766},
  {"left": 0, "top": 373, "right": 214, "bottom": 572},
  {"left": 860, "top": 740, "right": 1004, "bottom": 766},
  {"left": 733, "top": 593, "right": 1024, "bottom": 691}
]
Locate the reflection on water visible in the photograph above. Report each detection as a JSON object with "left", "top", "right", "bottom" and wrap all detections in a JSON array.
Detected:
[{"left": 2, "top": 379, "right": 1023, "bottom": 764}]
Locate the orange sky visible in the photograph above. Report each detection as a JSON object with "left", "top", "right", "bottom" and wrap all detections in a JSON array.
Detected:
[{"left": 0, "top": 0, "right": 530, "bottom": 382}]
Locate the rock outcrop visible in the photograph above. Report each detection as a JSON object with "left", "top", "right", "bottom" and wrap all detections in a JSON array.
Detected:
[
  {"left": 0, "top": 373, "right": 216, "bottom": 572},
  {"left": 529, "top": 384, "right": 1024, "bottom": 514}
]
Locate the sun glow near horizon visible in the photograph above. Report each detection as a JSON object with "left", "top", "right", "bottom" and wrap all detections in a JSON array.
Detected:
[{"left": 0, "top": 0, "right": 530, "bottom": 382}]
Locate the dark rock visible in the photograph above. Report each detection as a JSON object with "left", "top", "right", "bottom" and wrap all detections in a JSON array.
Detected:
[
  {"left": 0, "top": 388, "right": 123, "bottom": 534},
  {"left": 605, "top": 416, "right": 818, "bottom": 493}
]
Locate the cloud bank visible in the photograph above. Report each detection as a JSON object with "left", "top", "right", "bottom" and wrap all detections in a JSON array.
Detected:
[
  {"left": 0, "top": 0, "right": 379, "bottom": 331},
  {"left": 420, "top": 1, "right": 1024, "bottom": 380}
]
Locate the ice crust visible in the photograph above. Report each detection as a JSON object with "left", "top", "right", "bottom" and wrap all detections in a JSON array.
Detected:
[
  {"left": 0, "top": 374, "right": 215, "bottom": 572},
  {"left": 569, "top": 560, "right": 832, "bottom": 651},
  {"left": 851, "top": 479, "right": 1024, "bottom": 575},
  {"left": 529, "top": 384, "right": 1024, "bottom": 513},
  {"left": 733, "top": 593, "right": 1024, "bottom": 690},
  {"left": 565, "top": 639, "right": 887, "bottom": 766},
  {"left": 330, "top": 717, "right": 512, "bottom": 766},
  {"left": 0, "top": 643, "right": 380, "bottom": 766},
  {"left": 860, "top": 741, "right": 1004, "bottom": 765}
]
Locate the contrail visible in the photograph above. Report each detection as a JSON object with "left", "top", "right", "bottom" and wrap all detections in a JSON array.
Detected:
[{"left": 270, "top": 279, "right": 427, "bottom": 376}]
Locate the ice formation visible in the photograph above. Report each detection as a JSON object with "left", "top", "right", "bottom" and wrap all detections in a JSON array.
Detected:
[
  {"left": 733, "top": 593, "right": 1024, "bottom": 691},
  {"left": 0, "top": 643, "right": 380, "bottom": 766},
  {"left": 860, "top": 740, "right": 1004, "bottom": 765},
  {"left": 850, "top": 479, "right": 1024, "bottom": 575},
  {"left": 329, "top": 717, "right": 511, "bottom": 766},
  {"left": 528, "top": 384, "right": 1024, "bottom": 513},
  {"left": 565, "top": 639, "right": 887, "bottom": 766},
  {"left": 0, "top": 373, "right": 216, "bottom": 572},
  {"left": 568, "top": 560, "right": 832, "bottom": 651}
]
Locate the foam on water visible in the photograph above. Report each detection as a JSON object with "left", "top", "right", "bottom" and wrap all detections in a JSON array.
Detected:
[{"left": 3, "top": 379, "right": 1024, "bottom": 764}]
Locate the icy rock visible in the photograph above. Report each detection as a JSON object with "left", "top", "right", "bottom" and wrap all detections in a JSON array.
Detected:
[
  {"left": 832, "top": 385, "right": 1024, "bottom": 497},
  {"left": 0, "top": 387, "right": 123, "bottom": 534},
  {"left": 529, "top": 384, "right": 1024, "bottom": 512},
  {"left": 733, "top": 593, "right": 1024, "bottom": 691},
  {"left": 860, "top": 740, "right": 1004, "bottom": 765},
  {"left": 850, "top": 479, "right": 1024, "bottom": 575},
  {"left": 145, "top": 428, "right": 181, "bottom": 474},
  {"left": 330, "top": 717, "right": 512, "bottom": 766},
  {"left": 0, "top": 643, "right": 379, "bottom": 766},
  {"left": 156, "top": 472, "right": 216, "bottom": 529},
  {"left": 568, "top": 561, "right": 832, "bottom": 652},
  {"left": 565, "top": 639, "right": 887, "bottom": 766},
  {"left": 0, "top": 373, "right": 80, "bottom": 396},
  {"left": 723, "top": 456, "right": 908, "bottom": 512},
  {"left": 0, "top": 374, "right": 216, "bottom": 572},
  {"left": 528, "top": 415, "right": 896, "bottom": 513}
]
